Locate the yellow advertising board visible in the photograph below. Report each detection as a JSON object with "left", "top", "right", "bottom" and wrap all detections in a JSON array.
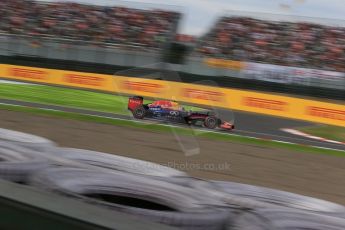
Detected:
[
  {"left": 55, "top": 70, "right": 115, "bottom": 92},
  {"left": 0, "top": 64, "right": 55, "bottom": 84},
  {"left": 204, "top": 58, "right": 244, "bottom": 70},
  {"left": 0, "top": 64, "right": 344, "bottom": 127}
]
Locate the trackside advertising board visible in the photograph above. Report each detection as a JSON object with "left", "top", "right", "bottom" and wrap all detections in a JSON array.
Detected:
[
  {"left": 242, "top": 62, "right": 344, "bottom": 86},
  {"left": 204, "top": 58, "right": 244, "bottom": 71},
  {"left": 0, "top": 64, "right": 344, "bottom": 127}
]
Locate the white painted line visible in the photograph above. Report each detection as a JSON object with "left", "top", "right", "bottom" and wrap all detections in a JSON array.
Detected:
[
  {"left": 1, "top": 101, "right": 344, "bottom": 152},
  {"left": 281, "top": 128, "right": 345, "bottom": 146},
  {"left": 0, "top": 80, "right": 35, "bottom": 85},
  {"left": 273, "top": 140, "right": 295, "bottom": 144},
  {"left": 234, "top": 128, "right": 343, "bottom": 146},
  {"left": 315, "top": 145, "right": 345, "bottom": 151},
  {"left": 0, "top": 102, "right": 23, "bottom": 107},
  {"left": 40, "top": 108, "right": 61, "bottom": 112}
]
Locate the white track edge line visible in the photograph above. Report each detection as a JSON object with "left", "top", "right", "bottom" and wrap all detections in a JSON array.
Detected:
[{"left": 282, "top": 128, "right": 345, "bottom": 146}]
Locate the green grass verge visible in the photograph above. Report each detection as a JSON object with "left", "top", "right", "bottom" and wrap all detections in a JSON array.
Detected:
[
  {"left": 0, "top": 83, "right": 199, "bottom": 114},
  {"left": 299, "top": 125, "right": 345, "bottom": 143},
  {"left": 1, "top": 103, "right": 344, "bottom": 157}
]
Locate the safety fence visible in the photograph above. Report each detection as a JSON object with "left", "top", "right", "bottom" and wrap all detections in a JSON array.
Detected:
[{"left": 0, "top": 64, "right": 344, "bottom": 127}]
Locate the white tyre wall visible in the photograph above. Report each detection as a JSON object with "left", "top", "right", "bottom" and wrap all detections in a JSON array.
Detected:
[
  {"left": 0, "top": 128, "right": 56, "bottom": 150},
  {"left": 230, "top": 208, "right": 345, "bottom": 230},
  {"left": 50, "top": 148, "right": 188, "bottom": 178},
  {"left": 0, "top": 141, "right": 51, "bottom": 182},
  {"left": 214, "top": 181, "right": 345, "bottom": 217},
  {"left": 30, "top": 167, "right": 231, "bottom": 230}
]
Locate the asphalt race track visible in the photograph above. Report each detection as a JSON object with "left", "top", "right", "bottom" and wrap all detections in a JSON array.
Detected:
[{"left": 0, "top": 98, "right": 344, "bottom": 151}]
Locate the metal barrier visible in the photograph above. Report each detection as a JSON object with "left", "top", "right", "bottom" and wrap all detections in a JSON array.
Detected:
[{"left": 0, "top": 34, "right": 161, "bottom": 67}]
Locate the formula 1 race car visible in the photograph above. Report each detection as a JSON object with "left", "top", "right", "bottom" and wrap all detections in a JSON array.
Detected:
[{"left": 128, "top": 96, "right": 234, "bottom": 130}]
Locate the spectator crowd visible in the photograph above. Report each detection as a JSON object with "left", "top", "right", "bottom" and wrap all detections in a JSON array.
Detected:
[
  {"left": 0, "top": 0, "right": 344, "bottom": 72},
  {"left": 0, "top": 0, "right": 180, "bottom": 49},
  {"left": 197, "top": 17, "right": 345, "bottom": 72}
]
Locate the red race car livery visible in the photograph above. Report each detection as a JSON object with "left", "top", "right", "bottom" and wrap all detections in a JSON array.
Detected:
[{"left": 128, "top": 96, "right": 234, "bottom": 130}]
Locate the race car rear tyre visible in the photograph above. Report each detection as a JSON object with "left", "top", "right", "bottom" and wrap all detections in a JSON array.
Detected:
[
  {"left": 132, "top": 106, "right": 146, "bottom": 119},
  {"left": 204, "top": 116, "right": 218, "bottom": 129}
]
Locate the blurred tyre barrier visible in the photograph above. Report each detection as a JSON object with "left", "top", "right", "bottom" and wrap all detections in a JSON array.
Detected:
[
  {"left": 41, "top": 147, "right": 283, "bottom": 209},
  {"left": 187, "top": 179, "right": 275, "bottom": 210},
  {"left": 0, "top": 178, "right": 177, "bottom": 230},
  {"left": 49, "top": 148, "right": 232, "bottom": 189},
  {"left": 0, "top": 64, "right": 344, "bottom": 127},
  {"left": 30, "top": 167, "right": 230, "bottom": 230},
  {"left": 0, "top": 128, "right": 56, "bottom": 151},
  {"left": 229, "top": 208, "right": 345, "bottom": 230},
  {"left": 0, "top": 141, "right": 51, "bottom": 182},
  {"left": 1, "top": 128, "right": 345, "bottom": 229},
  {"left": 50, "top": 148, "right": 193, "bottom": 184},
  {"left": 214, "top": 181, "right": 345, "bottom": 218}
]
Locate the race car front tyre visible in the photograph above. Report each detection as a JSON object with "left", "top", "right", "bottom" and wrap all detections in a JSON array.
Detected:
[
  {"left": 132, "top": 106, "right": 146, "bottom": 119},
  {"left": 204, "top": 116, "right": 218, "bottom": 129}
]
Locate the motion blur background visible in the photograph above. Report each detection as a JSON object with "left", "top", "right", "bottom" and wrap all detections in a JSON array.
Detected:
[
  {"left": 0, "top": 0, "right": 345, "bottom": 229},
  {"left": 1, "top": 0, "right": 345, "bottom": 98}
]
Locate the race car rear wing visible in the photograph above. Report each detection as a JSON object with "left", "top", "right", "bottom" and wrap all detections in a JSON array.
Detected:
[{"left": 128, "top": 96, "right": 144, "bottom": 111}]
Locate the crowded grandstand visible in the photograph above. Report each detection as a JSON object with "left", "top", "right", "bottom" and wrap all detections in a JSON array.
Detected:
[
  {"left": 1, "top": 1, "right": 344, "bottom": 72},
  {"left": 0, "top": 0, "right": 180, "bottom": 48},
  {"left": 197, "top": 16, "right": 345, "bottom": 72}
]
